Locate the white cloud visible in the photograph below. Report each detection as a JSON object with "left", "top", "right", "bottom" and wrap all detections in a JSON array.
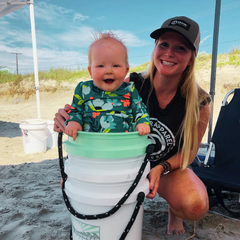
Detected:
[
  {"left": 58, "top": 26, "right": 95, "bottom": 48},
  {"left": 96, "top": 16, "right": 105, "bottom": 21},
  {"left": 36, "top": 48, "right": 88, "bottom": 70},
  {"left": 200, "top": 35, "right": 211, "bottom": 44},
  {"left": 33, "top": 2, "right": 89, "bottom": 27},
  {"left": 57, "top": 28, "right": 150, "bottom": 49},
  {"left": 73, "top": 13, "right": 89, "bottom": 21},
  {"left": 34, "top": 2, "right": 72, "bottom": 23},
  {"left": 0, "top": 3, "right": 150, "bottom": 74},
  {"left": 110, "top": 30, "right": 150, "bottom": 47},
  {"left": 3, "top": 28, "right": 32, "bottom": 45},
  {"left": 0, "top": 20, "right": 92, "bottom": 51},
  {"left": 0, "top": 24, "right": 151, "bottom": 74},
  {"left": 1, "top": 45, "right": 88, "bottom": 74},
  {"left": 2, "top": 2, "right": 89, "bottom": 28}
]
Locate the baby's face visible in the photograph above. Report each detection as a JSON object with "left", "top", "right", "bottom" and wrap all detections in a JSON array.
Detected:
[{"left": 88, "top": 39, "right": 129, "bottom": 92}]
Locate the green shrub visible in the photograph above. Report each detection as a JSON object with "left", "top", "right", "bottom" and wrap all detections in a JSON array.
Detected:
[
  {"left": 0, "top": 71, "right": 23, "bottom": 84},
  {"left": 129, "top": 62, "right": 150, "bottom": 73}
]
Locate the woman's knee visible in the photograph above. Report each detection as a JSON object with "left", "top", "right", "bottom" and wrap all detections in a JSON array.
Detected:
[
  {"left": 159, "top": 168, "right": 209, "bottom": 220},
  {"left": 181, "top": 194, "right": 209, "bottom": 221}
]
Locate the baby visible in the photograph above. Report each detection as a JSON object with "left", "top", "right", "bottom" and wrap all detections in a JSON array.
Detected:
[{"left": 65, "top": 32, "right": 151, "bottom": 140}]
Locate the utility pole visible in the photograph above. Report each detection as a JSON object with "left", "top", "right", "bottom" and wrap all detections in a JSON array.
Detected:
[{"left": 11, "top": 52, "right": 22, "bottom": 74}]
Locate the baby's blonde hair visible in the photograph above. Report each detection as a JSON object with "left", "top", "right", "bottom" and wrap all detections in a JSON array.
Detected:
[{"left": 88, "top": 31, "right": 129, "bottom": 67}]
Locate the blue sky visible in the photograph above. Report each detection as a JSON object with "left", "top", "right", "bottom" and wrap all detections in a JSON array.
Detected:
[{"left": 1, "top": 0, "right": 240, "bottom": 74}]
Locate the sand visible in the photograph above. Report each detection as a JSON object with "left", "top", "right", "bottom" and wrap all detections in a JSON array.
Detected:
[{"left": 1, "top": 66, "right": 240, "bottom": 239}]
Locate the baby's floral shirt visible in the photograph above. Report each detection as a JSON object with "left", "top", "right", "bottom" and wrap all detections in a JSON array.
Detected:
[{"left": 65, "top": 80, "right": 150, "bottom": 133}]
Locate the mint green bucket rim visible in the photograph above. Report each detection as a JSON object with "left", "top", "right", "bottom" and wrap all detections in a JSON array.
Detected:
[{"left": 64, "top": 131, "right": 151, "bottom": 159}]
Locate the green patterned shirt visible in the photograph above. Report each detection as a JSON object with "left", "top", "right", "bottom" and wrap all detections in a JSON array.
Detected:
[{"left": 65, "top": 80, "right": 150, "bottom": 133}]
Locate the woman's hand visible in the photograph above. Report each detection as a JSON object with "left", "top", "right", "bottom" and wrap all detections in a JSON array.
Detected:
[
  {"left": 53, "top": 104, "right": 71, "bottom": 133},
  {"left": 146, "top": 165, "right": 163, "bottom": 199}
]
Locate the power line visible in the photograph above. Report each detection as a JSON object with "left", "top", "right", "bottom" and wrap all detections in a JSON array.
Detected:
[{"left": 200, "top": 39, "right": 240, "bottom": 49}]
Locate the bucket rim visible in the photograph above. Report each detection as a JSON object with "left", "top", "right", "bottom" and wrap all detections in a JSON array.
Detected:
[
  {"left": 19, "top": 119, "right": 47, "bottom": 125},
  {"left": 64, "top": 131, "right": 151, "bottom": 159},
  {"left": 69, "top": 131, "right": 149, "bottom": 141},
  {"left": 77, "top": 131, "right": 140, "bottom": 137},
  {"left": 19, "top": 119, "right": 48, "bottom": 130}
]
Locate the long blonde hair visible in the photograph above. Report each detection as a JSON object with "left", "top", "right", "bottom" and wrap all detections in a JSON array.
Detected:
[{"left": 144, "top": 43, "right": 206, "bottom": 169}]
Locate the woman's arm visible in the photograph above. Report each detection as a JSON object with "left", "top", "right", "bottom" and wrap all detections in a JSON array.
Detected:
[
  {"left": 53, "top": 104, "right": 71, "bottom": 133},
  {"left": 147, "top": 103, "right": 210, "bottom": 199}
]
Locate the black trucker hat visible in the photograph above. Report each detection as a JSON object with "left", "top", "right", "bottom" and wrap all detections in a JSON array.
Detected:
[{"left": 150, "top": 16, "right": 200, "bottom": 56}]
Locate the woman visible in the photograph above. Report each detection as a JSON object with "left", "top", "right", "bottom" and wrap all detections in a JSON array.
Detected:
[{"left": 54, "top": 16, "right": 211, "bottom": 236}]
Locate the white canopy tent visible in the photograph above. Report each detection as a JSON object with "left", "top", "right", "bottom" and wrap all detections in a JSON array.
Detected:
[{"left": 0, "top": 0, "right": 41, "bottom": 119}]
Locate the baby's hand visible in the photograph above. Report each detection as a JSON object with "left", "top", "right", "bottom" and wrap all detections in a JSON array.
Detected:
[
  {"left": 135, "top": 123, "right": 150, "bottom": 136},
  {"left": 65, "top": 121, "right": 82, "bottom": 141}
]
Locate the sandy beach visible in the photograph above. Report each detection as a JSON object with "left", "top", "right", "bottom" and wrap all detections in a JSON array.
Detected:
[{"left": 1, "top": 66, "right": 240, "bottom": 240}]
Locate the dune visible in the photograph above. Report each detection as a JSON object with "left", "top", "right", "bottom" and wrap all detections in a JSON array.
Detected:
[{"left": 0, "top": 65, "right": 240, "bottom": 239}]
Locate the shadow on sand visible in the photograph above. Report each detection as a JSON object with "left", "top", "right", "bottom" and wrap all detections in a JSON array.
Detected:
[{"left": 0, "top": 121, "right": 22, "bottom": 138}]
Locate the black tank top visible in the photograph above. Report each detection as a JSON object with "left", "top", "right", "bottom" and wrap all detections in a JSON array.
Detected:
[{"left": 130, "top": 72, "right": 188, "bottom": 168}]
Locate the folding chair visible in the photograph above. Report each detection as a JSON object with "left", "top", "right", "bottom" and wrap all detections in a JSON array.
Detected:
[{"left": 193, "top": 88, "right": 240, "bottom": 218}]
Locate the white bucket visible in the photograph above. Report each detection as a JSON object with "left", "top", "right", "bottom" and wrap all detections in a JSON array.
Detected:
[
  {"left": 46, "top": 120, "right": 58, "bottom": 149},
  {"left": 63, "top": 132, "right": 151, "bottom": 240},
  {"left": 19, "top": 119, "right": 47, "bottom": 154}
]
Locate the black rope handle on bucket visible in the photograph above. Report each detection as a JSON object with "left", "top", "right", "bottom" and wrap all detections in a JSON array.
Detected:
[
  {"left": 58, "top": 132, "right": 154, "bottom": 239},
  {"left": 119, "top": 191, "right": 145, "bottom": 240}
]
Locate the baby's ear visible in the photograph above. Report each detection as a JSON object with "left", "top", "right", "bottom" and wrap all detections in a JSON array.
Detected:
[
  {"left": 88, "top": 66, "right": 92, "bottom": 77},
  {"left": 126, "top": 66, "right": 129, "bottom": 74}
]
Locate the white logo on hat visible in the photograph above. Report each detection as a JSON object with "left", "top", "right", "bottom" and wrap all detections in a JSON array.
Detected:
[{"left": 171, "top": 20, "right": 188, "bottom": 29}]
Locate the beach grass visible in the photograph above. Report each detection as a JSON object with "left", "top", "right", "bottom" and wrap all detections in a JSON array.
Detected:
[{"left": 0, "top": 48, "right": 239, "bottom": 99}]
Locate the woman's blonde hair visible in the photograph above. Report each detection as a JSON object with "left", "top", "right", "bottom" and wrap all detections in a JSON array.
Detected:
[
  {"left": 88, "top": 31, "right": 129, "bottom": 67},
  {"left": 144, "top": 42, "right": 209, "bottom": 169}
]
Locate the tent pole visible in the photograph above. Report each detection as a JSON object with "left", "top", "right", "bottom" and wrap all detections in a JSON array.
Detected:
[
  {"left": 29, "top": 0, "right": 41, "bottom": 119},
  {"left": 208, "top": 0, "right": 221, "bottom": 143}
]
